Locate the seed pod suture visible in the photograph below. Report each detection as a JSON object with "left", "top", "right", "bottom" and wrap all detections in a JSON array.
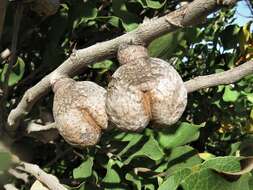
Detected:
[
  {"left": 52, "top": 78, "right": 108, "bottom": 148},
  {"left": 106, "top": 45, "right": 187, "bottom": 131}
]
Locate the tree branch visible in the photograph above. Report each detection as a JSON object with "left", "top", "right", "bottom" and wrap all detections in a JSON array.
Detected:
[
  {"left": 26, "top": 122, "right": 57, "bottom": 134},
  {"left": 18, "top": 60, "right": 253, "bottom": 136},
  {"left": 7, "top": 0, "right": 237, "bottom": 130},
  {"left": 184, "top": 60, "right": 253, "bottom": 93},
  {"left": 1, "top": 142, "right": 66, "bottom": 190},
  {"left": 3, "top": 184, "right": 19, "bottom": 190},
  {"left": 16, "top": 162, "right": 68, "bottom": 190},
  {"left": 25, "top": 122, "right": 59, "bottom": 143},
  {"left": 8, "top": 168, "right": 29, "bottom": 183}
]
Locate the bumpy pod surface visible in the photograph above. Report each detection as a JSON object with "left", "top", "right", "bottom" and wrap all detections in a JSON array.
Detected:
[
  {"left": 53, "top": 78, "right": 108, "bottom": 148},
  {"left": 106, "top": 45, "right": 187, "bottom": 131}
]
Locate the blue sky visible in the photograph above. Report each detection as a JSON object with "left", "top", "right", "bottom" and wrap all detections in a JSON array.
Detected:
[{"left": 234, "top": 0, "right": 253, "bottom": 27}]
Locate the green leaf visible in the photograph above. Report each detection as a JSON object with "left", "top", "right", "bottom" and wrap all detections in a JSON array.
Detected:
[
  {"left": 146, "top": 0, "right": 166, "bottom": 9},
  {"left": 148, "top": 32, "right": 184, "bottom": 59},
  {"left": 164, "top": 146, "right": 202, "bottom": 174},
  {"left": 144, "top": 183, "right": 155, "bottom": 190},
  {"left": 96, "top": 16, "right": 121, "bottom": 28},
  {"left": 155, "top": 146, "right": 202, "bottom": 175},
  {"left": 124, "top": 136, "right": 164, "bottom": 164},
  {"left": 166, "top": 146, "right": 197, "bottom": 162},
  {"left": 136, "top": 0, "right": 166, "bottom": 9},
  {"left": 73, "top": 157, "right": 93, "bottom": 179},
  {"left": 181, "top": 169, "right": 252, "bottom": 190},
  {"left": 201, "top": 156, "right": 241, "bottom": 173},
  {"left": 102, "top": 159, "right": 121, "bottom": 183},
  {"left": 159, "top": 156, "right": 252, "bottom": 190},
  {"left": 239, "top": 21, "right": 253, "bottom": 53},
  {"left": 229, "top": 142, "right": 241, "bottom": 156},
  {"left": 112, "top": 0, "right": 140, "bottom": 31},
  {"left": 223, "top": 86, "right": 240, "bottom": 102},
  {"left": 107, "top": 16, "right": 121, "bottom": 27},
  {"left": 198, "top": 152, "right": 216, "bottom": 161},
  {"left": 241, "top": 92, "right": 253, "bottom": 103},
  {"left": 217, "top": 85, "right": 225, "bottom": 93},
  {"left": 158, "top": 168, "right": 192, "bottom": 190},
  {"left": 125, "top": 172, "right": 142, "bottom": 190},
  {"left": 117, "top": 133, "right": 143, "bottom": 156},
  {"left": 91, "top": 60, "right": 113, "bottom": 70},
  {"left": 1, "top": 57, "right": 25, "bottom": 86},
  {"left": 72, "top": 0, "right": 98, "bottom": 28},
  {"left": 158, "top": 122, "right": 204, "bottom": 149}
]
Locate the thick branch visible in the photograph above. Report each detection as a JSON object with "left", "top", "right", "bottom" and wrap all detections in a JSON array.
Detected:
[
  {"left": 184, "top": 60, "right": 253, "bottom": 93},
  {"left": 17, "top": 162, "right": 68, "bottom": 190},
  {"left": 7, "top": 0, "right": 237, "bottom": 130}
]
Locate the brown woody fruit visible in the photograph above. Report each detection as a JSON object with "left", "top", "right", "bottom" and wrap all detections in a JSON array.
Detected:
[
  {"left": 106, "top": 45, "right": 187, "bottom": 131},
  {"left": 52, "top": 77, "right": 108, "bottom": 148}
]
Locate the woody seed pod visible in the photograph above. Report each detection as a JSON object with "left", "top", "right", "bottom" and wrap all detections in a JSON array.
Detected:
[
  {"left": 106, "top": 45, "right": 187, "bottom": 131},
  {"left": 52, "top": 77, "right": 108, "bottom": 148}
]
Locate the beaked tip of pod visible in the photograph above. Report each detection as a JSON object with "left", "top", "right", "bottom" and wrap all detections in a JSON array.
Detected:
[
  {"left": 50, "top": 74, "right": 71, "bottom": 93},
  {"left": 117, "top": 44, "right": 149, "bottom": 65}
]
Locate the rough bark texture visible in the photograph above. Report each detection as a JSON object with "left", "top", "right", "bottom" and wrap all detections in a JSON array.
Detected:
[
  {"left": 53, "top": 78, "right": 108, "bottom": 147},
  {"left": 106, "top": 45, "right": 187, "bottom": 131}
]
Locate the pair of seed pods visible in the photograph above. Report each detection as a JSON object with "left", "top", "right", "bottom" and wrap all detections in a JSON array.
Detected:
[{"left": 53, "top": 45, "right": 187, "bottom": 148}]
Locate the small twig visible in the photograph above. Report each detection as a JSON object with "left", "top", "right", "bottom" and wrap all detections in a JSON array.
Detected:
[
  {"left": 134, "top": 167, "right": 152, "bottom": 175},
  {"left": 0, "top": 48, "right": 11, "bottom": 60},
  {"left": 73, "top": 150, "right": 85, "bottom": 159},
  {"left": 24, "top": 121, "right": 59, "bottom": 143},
  {"left": 16, "top": 161, "right": 68, "bottom": 190}
]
